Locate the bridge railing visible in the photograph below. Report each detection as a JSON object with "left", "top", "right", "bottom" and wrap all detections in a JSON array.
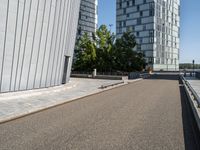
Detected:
[
  {"left": 128, "top": 72, "right": 150, "bottom": 79},
  {"left": 196, "top": 72, "right": 200, "bottom": 79},
  {"left": 181, "top": 75, "right": 200, "bottom": 107}
]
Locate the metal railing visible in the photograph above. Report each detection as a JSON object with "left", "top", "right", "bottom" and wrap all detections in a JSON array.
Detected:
[
  {"left": 140, "top": 73, "right": 151, "bottom": 79},
  {"left": 196, "top": 72, "right": 200, "bottom": 79},
  {"left": 128, "top": 72, "right": 150, "bottom": 79},
  {"left": 181, "top": 75, "right": 200, "bottom": 107}
]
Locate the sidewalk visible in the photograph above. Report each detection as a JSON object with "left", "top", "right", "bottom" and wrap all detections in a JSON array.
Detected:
[{"left": 0, "top": 78, "right": 141, "bottom": 123}]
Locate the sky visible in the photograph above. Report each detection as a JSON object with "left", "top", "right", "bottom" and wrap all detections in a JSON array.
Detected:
[{"left": 98, "top": 0, "right": 200, "bottom": 64}]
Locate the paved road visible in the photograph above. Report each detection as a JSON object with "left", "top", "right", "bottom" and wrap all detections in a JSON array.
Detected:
[{"left": 0, "top": 75, "right": 199, "bottom": 150}]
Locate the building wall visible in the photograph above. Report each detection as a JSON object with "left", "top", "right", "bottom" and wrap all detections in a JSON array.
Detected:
[
  {"left": 77, "top": 0, "right": 98, "bottom": 39},
  {"left": 116, "top": 0, "right": 180, "bottom": 71},
  {"left": 0, "top": 0, "right": 80, "bottom": 93}
]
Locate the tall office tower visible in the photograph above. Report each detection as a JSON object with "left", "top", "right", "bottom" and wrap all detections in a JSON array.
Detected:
[
  {"left": 0, "top": 0, "right": 80, "bottom": 93},
  {"left": 116, "top": 0, "right": 180, "bottom": 71},
  {"left": 76, "top": 0, "right": 98, "bottom": 40}
]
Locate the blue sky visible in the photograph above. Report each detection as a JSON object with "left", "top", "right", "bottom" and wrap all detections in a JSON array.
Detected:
[{"left": 98, "top": 0, "right": 200, "bottom": 63}]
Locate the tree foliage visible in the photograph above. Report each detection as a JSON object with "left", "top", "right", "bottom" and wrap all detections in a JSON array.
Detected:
[
  {"left": 114, "top": 31, "right": 146, "bottom": 71},
  {"left": 73, "top": 25, "right": 146, "bottom": 72},
  {"left": 74, "top": 33, "right": 96, "bottom": 71},
  {"left": 179, "top": 63, "right": 200, "bottom": 69}
]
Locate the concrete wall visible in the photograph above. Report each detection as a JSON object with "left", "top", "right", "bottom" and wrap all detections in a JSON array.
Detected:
[{"left": 0, "top": 0, "right": 80, "bottom": 93}]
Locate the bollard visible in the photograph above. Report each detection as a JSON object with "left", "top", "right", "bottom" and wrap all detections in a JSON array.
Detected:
[{"left": 92, "top": 69, "right": 97, "bottom": 78}]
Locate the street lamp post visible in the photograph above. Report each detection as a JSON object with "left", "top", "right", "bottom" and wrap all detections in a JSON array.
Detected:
[
  {"left": 193, "top": 60, "right": 195, "bottom": 76},
  {"left": 175, "top": 58, "right": 176, "bottom": 71},
  {"left": 109, "top": 24, "right": 113, "bottom": 32},
  {"left": 166, "top": 58, "right": 168, "bottom": 71}
]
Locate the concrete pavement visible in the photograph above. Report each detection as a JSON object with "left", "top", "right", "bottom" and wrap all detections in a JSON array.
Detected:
[
  {"left": 0, "top": 75, "right": 199, "bottom": 149},
  {"left": 0, "top": 78, "right": 129, "bottom": 123}
]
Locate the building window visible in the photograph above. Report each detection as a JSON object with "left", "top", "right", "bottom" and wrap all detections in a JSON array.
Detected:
[
  {"left": 136, "top": 32, "right": 139, "bottom": 37},
  {"left": 119, "top": 3, "right": 122, "bottom": 8},
  {"left": 140, "top": 11, "right": 143, "bottom": 17},
  {"left": 137, "top": 18, "right": 141, "bottom": 24},
  {"left": 127, "top": 1, "right": 129, "bottom": 7},
  {"left": 119, "top": 21, "right": 122, "bottom": 27},
  {"left": 140, "top": 38, "right": 142, "bottom": 44},
  {"left": 143, "top": 25, "right": 146, "bottom": 30},
  {"left": 148, "top": 57, "right": 153, "bottom": 64},
  {"left": 123, "top": 8, "right": 126, "bottom": 14},
  {"left": 137, "top": 5, "right": 140, "bottom": 11},
  {"left": 149, "top": 37, "right": 154, "bottom": 43},
  {"left": 137, "top": 44, "right": 141, "bottom": 50},
  {"left": 149, "top": 9, "right": 154, "bottom": 16},
  {"left": 123, "top": 21, "right": 126, "bottom": 27},
  {"left": 78, "top": 27, "right": 81, "bottom": 35},
  {"left": 127, "top": 26, "right": 132, "bottom": 32},
  {"left": 149, "top": 2, "right": 154, "bottom": 9},
  {"left": 132, "top": 26, "right": 135, "bottom": 31},
  {"left": 149, "top": 30, "right": 154, "bottom": 37},
  {"left": 132, "top": 0, "right": 135, "bottom": 5}
]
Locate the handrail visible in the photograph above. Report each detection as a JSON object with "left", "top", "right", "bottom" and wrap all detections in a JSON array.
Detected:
[
  {"left": 181, "top": 75, "right": 200, "bottom": 107},
  {"left": 128, "top": 72, "right": 150, "bottom": 79}
]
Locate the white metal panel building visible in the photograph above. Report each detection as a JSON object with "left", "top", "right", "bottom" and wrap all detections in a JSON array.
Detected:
[{"left": 0, "top": 0, "right": 81, "bottom": 93}]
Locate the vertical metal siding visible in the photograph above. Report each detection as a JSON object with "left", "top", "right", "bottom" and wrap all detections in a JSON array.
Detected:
[{"left": 0, "top": 0, "right": 81, "bottom": 93}]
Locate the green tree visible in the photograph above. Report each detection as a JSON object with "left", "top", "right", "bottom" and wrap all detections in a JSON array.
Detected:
[
  {"left": 73, "top": 25, "right": 146, "bottom": 73},
  {"left": 95, "top": 25, "right": 115, "bottom": 72},
  {"left": 114, "top": 31, "right": 146, "bottom": 72},
  {"left": 73, "top": 33, "right": 96, "bottom": 71}
]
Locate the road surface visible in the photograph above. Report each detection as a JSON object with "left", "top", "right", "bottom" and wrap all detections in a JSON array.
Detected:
[{"left": 0, "top": 75, "right": 199, "bottom": 150}]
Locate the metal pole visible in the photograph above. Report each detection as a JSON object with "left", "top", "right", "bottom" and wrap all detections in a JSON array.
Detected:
[
  {"left": 109, "top": 24, "right": 113, "bottom": 32},
  {"left": 167, "top": 58, "right": 168, "bottom": 71},
  {"left": 175, "top": 58, "right": 176, "bottom": 71},
  {"left": 193, "top": 60, "right": 195, "bottom": 76}
]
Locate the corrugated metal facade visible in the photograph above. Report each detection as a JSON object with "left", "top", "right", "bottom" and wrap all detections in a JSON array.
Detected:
[{"left": 0, "top": 0, "right": 80, "bottom": 93}]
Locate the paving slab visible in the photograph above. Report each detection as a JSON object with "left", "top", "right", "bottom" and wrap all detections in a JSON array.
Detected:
[{"left": 0, "top": 78, "right": 141, "bottom": 123}]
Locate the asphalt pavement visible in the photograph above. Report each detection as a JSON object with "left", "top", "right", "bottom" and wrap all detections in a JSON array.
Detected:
[{"left": 0, "top": 75, "right": 199, "bottom": 150}]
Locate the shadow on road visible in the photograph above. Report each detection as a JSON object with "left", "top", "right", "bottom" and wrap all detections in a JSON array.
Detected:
[
  {"left": 146, "top": 74, "right": 200, "bottom": 149},
  {"left": 179, "top": 79, "right": 200, "bottom": 150}
]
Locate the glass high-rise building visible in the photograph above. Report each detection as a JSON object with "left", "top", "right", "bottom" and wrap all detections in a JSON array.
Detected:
[
  {"left": 116, "top": 0, "right": 180, "bottom": 71},
  {"left": 76, "top": 0, "right": 98, "bottom": 39}
]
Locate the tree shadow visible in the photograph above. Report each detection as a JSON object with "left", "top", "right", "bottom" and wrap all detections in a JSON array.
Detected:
[{"left": 179, "top": 79, "right": 200, "bottom": 150}]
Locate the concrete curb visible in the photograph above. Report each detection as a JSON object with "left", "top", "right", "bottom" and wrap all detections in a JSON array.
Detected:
[
  {"left": 100, "top": 81, "right": 125, "bottom": 89},
  {"left": 0, "top": 79, "right": 143, "bottom": 124},
  {"left": 0, "top": 83, "right": 78, "bottom": 101},
  {"left": 181, "top": 76, "right": 200, "bottom": 131}
]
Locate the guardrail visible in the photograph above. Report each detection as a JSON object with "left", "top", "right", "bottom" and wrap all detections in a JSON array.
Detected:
[
  {"left": 140, "top": 73, "right": 151, "bottom": 79},
  {"left": 128, "top": 72, "right": 150, "bottom": 79},
  {"left": 181, "top": 75, "right": 200, "bottom": 107},
  {"left": 196, "top": 72, "right": 200, "bottom": 79}
]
